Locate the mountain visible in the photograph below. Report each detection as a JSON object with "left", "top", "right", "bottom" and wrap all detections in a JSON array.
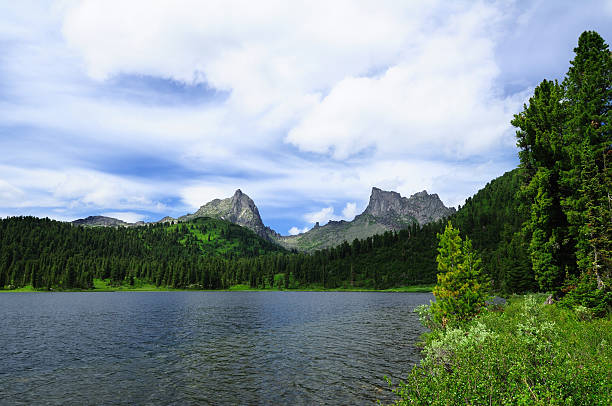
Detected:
[
  {"left": 276, "top": 188, "right": 455, "bottom": 252},
  {"left": 72, "top": 186, "right": 455, "bottom": 253},
  {"left": 71, "top": 216, "right": 143, "bottom": 227},
  {"left": 156, "top": 216, "right": 177, "bottom": 224},
  {"left": 275, "top": 215, "right": 390, "bottom": 252},
  {"left": 363, "top": 188, "right": 456, "bottom": 227},
  {"left": 178, "top": 189, "right": 272, "bottom": 239},
  {"left": 4, "top": 169, "right": 530, "bottom": 292},
  {"left": 2, "top": 215, "right": 284, "bottom": 291}
]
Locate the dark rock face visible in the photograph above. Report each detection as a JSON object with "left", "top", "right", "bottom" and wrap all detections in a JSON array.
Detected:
[
  {"left": 361, "top": 187, "right": 456, "bottom": 228},
  {"left": 179, "top": 189, "right": 269, "bottom": 239},
  {"left": 71, "top": 216, "right": 130, "bottom": 227}
]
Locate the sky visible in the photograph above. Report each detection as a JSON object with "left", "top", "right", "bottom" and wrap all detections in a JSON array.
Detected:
[{"left": 1, "top": 0, "right": 611, "bottom": 235}]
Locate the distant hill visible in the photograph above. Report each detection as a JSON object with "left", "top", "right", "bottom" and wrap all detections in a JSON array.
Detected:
[
  {"left": 0, "top": 215, "right": 284, "bottom": 290},
  {"left": 302, "top": 169, "right": 533, "bottom": 292},
  {"left": 166, "top": 216, "right": 284, "bottom": 258},
  {"left": 71, "top": 215, "right": 143, "bottom": 227}
]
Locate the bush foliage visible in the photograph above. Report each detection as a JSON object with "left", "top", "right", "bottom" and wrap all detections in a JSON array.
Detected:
[{"left": 392, "top": 296, "right": 612, "bottom": 405}]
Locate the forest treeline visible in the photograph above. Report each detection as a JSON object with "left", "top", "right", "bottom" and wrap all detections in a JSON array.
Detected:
[{"left": 0, "top": 169, "right": 526, "bottom": 292}]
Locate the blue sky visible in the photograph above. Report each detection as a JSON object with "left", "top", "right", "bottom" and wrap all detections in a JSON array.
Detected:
[{"left": 1, "top": 0, "right": 611, "bottom": 235}]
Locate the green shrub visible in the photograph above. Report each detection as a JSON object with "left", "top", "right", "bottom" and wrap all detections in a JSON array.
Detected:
[{"left": 391, "top": 296, "right": 612, "bottom": 405}]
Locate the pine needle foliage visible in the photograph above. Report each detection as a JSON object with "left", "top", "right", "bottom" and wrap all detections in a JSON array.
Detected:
[{"left": 431, "top": 222, "right": 490, "bottom": 327}]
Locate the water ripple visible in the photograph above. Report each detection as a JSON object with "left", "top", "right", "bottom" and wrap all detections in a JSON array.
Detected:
[{"left": 0, "top": 291, "right": 431, "bottom": 405}]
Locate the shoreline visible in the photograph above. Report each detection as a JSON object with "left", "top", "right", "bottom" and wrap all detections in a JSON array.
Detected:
[{"left": 0, "top": 284, "right": 434, "bottom": 293}]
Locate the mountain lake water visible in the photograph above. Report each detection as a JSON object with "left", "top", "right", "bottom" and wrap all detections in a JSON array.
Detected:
[{"left": 0, "top": 291, "right": 431, "bottom": 405}]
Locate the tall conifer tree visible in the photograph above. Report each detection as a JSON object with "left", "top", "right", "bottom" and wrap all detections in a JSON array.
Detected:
[
  {"left": 512, "top": 79, "right": 570, "bottom": 290},
  {"left": 562, "top": 31, "right": 612, "bottom": 278},
  {"left": 514, "top": 31, "right": 611, "bottom": 298}
]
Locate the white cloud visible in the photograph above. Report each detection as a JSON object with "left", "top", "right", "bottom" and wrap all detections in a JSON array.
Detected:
[
  {"left": 0, "top": 164, "right": 170, "bottom": 213},
  {"left": 304, "top": 206, "right": 336, "bottom": 225},
  {"left": 2, "top": 0, "right": 610, "bottom": 232},
  {"left": 61, "top": 0, "right": 423, "bottom": 117},
  {"left": 57, "top": 0, "right": 525, "bottom": 163},
  {"left": 103, "top": 211, "right": 146, "bottom": 223},
  {"left": 288, "top": 226, "right": 310, "bottom": 236},
  {"left": 0, "top": 179, "right": 25, "bottom": 204},
  {"left": 301, "top": 202, "right": 361, "bottom": 226},
  {"left": 342, "top": 202, "right": 358, "bottom": 220},
  {"left": 286, "top": 2, "right": 523, "bottom": 160}
]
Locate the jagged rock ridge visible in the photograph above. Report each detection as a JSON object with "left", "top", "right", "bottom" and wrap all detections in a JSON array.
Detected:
[
  {"left": 279, "top": 187, "right": 455, "bottom": 251},
  {"left": 361, "top": 187, "right": 456, "bottom": 228}
]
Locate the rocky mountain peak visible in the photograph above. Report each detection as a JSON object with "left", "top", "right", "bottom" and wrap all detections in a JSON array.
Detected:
[
  {"left": 363, "top": 187, "right": 455, "bottom": 228},
  {"left": 179, "top": 189, "right": 268, "bottom": 239},
  {"left": 366, "top": 187, "right": 405, "bottom": 217}
]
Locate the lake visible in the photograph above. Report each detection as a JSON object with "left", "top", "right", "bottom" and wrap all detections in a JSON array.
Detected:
[{"left": 0, "top": 291, "right": 431, "bottom": 405}]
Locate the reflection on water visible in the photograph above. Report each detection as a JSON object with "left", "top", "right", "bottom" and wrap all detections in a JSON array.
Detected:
[{"left": 0, "top": 291, "right": 431, "bottom": 405}]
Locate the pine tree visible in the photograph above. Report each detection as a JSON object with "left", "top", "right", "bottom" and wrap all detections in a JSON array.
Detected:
[
  {"left": 432, "top": 222, "right": 490, "bottom": 327},
  {"left": 561, "top": 31, "right": 612, "bottom": 277},
  {"left": 512, "top": 79, "right": 571, "bottom": 291}
]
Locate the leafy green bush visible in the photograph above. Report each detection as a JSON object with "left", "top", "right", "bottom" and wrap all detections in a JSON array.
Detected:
[{"left": 390, "top": 296, "right": 612, "bottom": 405}]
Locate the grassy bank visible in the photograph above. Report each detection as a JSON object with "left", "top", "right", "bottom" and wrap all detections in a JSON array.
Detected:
[
  {"left": 390, "top": 295, "right": 612, "bottom": 405},
  {"left": 1, "top": 280, "right": 433, "bottom": 293},
  {"left": 216, "top": 283, "right": 433, "bottom": 292}
]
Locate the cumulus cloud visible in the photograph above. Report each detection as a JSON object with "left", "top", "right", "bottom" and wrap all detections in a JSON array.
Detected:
[
  {"left": 342, "top": 202, "right": 358, "bottom": 220},
  {"left": 59, "top": 0, "right": 526, "bottom": 162},
  {"left": 103, "top": 212, "right": 146, "bottom": 223},
  {"left": 286, "top": 2, "right": 524, "bottom": 160},
  {"left": 304, "top": 207, "right": 335, "bottom": 225},
  {"left": 61, "top": 0, "right": 421, "bottom": 117},
  {"left": 288, "top": 226, "right": 310, "bottom": 236},
  {"left": 302, "top": 202, "right": 360, "bottom": 226},
  {"left": 1, "top": 0, "right": 610, "bottom": 231}
]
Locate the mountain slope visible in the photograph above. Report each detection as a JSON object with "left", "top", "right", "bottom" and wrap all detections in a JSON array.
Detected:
[
  {"left": 71, "top": 216, "right": 143, "bottom": 227},
  {"left": 179, "top": 189, "right": 271, "bottom": 239},
  {"left": 298, "top": 169, "right": 533, "bottom": 292},
  {"left": 2, "top": 169, "right": 533, "bottom": 293},
  {"left": 168, "top": 217, "right": 284, "bottom": 258},
  {"left": 277, "top": 188, "right": 455, "bottom": 251},
  {"left": 275, "top": 214, "right": 390, "bottom": 252}
]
